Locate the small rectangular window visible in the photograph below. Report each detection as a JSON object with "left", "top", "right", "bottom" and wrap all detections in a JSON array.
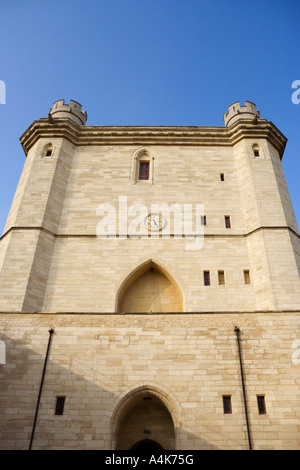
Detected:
[
  {"left": 254, "top": 150, "right": 260, "bottom": 158},
  {"left": 55, "top": 396, "right": 66, "bottom": 416},
  {"left": 223, "top": 396, "right": 232, "bottom": 414},
  {"left": 257, "top": 395, "right": 266, "bottom": 414},
  {"left": 225, "top": 216, "right": 231, "bottom": 228},
  {"left": 244, "top": 270, "right": 251, "bottom": 284},
  {"left": 220, "top": 173, "right": 225, "bottom": 181},
  {"left": 204, "top": 271, "right": 210, "bottom": 286},
  {"left": 139, "top": 161, "right": 150, "bottom": 180},
  {"left": 201, "top": 215, "right": 207, "bottom": 226},
  {"left": 218, "top": 270, "right": 225, "bottom": 285}
]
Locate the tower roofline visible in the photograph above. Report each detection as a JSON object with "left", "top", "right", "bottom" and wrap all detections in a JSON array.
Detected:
[{"left": 19, "top": 118, "right": 287, "bottom": 159}]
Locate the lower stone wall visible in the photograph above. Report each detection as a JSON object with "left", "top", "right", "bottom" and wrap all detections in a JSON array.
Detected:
[{"left": 0, "top": 311, "right": 299, "bottom": 450}]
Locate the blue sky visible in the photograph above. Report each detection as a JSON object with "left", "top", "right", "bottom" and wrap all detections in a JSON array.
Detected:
[{"left": 0, "top": 0, "right": 299, "bottom": 233}]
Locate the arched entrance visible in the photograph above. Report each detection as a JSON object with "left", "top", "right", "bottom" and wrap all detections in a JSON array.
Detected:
[
  {"left": 113, "top": 388, "right": 176, "bottom": 450},
  {"left": 130, "top": 439, "right": 164, "bottom": 451},
  {"left": 116, "top": 260, "right": 183, "bottom": 313}
]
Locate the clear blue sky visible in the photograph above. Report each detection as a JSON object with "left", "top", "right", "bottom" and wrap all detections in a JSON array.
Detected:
[{"left": 0, "top": 0, "right": 299, "bottom": 233}]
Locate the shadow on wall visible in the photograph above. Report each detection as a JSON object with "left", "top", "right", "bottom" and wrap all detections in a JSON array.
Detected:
[{"left": 0, "top": 327, "right": 233, "bottom": 450}]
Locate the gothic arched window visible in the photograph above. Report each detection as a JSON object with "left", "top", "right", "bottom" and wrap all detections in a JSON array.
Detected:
[{"left": 131, "top": 148, "right": 155, "bottom": 184}]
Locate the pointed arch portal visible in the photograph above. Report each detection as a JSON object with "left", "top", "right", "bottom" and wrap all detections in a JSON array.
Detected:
[
  {"left": 116, "top": 260, "right": 183, "bottom": 313},
  {"left": 113, "top": 388, "right": 176, "bottom": 450},
  {"left": 130, "top": 439, "right": 164, "bottom": 451}
]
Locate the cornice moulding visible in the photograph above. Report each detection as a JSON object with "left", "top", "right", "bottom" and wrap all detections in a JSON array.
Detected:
[{"left": 20, "top": 118, "right": 287, "bottom": 158}]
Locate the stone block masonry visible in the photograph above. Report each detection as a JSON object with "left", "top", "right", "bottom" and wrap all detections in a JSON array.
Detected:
[
  {"left": 0, "top": 312, "right": 299, "bottom": 450},
  {"left": 0, "top": 100, "right": 299, "bottom": 450}
]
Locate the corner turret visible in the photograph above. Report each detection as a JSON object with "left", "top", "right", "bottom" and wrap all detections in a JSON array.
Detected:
[
  {"left": 49, "top": 99, "right": 87, "bottom": 126},
  {"left": 223, "top": 101, "right": 260, "bottom": 127}
]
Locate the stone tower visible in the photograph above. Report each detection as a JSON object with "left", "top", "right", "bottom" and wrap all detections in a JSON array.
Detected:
[{"left": 0, "top": 100, "right": 299, "bottom": 450}]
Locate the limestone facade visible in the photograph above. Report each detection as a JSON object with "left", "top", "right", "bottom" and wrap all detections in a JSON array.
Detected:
[{"left": 0, "top": 100, "right": 299, "bottom": 450}]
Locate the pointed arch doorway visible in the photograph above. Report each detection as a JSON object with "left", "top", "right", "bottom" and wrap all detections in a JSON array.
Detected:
[
  {"left": 116, "top": 260, "right": 183, "bottom": 313},
  {"left": 113, "top": 388, "right": 176, "bottom": 450},
  {"left": 130, "top": 439, "right": 164, "bottom": 451}
]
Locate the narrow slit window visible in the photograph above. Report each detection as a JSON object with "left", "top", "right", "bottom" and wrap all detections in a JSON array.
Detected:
[
  {"left": 218, "top": 270, "right": 225, "bottom": 285},
  {"left": 55, "top": 396, "right": 66, "bottom": 416},
  {"left": 225, "top": 216, "right": 231, "bottom": 228},
  {"left": 257, "top": 395, "right": 266, "bottom": 415},
  {"left": 220, "top": 173, "right": 225, "bottom": 181},
  {"left": 223, "top": 396, "right": 232, "bottom": 414},
  {"left": 201, "top": 215, "right": 207, "bottom": 226},
  {"left": 204, "top": 271, "right": 210, "bottom": 286},
  {"left": 139, "top": 161, "right": 150, "bottom": 180},
  {"left": 244, "top": 270, "right": 251, "bottom": 284}
]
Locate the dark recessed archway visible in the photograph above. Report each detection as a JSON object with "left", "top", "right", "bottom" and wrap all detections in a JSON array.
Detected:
[
  {"left": 114, "top": 389, "right": 176, "bottom": 450},
  {"left": 130, "top": 439, "right": 164, "bottom": 451}
]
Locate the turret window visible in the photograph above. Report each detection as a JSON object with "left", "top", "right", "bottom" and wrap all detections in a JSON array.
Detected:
[
  {"left": 42, "top": 143, "right": 53, "bottom": 158},
  {"left": 252, "top": 143, "right": 263, "bottom": 158}
]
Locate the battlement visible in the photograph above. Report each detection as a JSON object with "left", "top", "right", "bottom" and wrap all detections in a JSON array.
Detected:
[
  {"left": 223, "top": 101, "right": 260, "bottom": 127},
  {"left": 49, "top": 99, "right": 87, "bottom": 126}
]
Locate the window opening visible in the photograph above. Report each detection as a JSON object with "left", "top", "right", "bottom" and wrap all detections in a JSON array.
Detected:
[
  {"left": 218, "top": 270, "right": 225, "bottom": 285},
  {"left": 223, "top": 396, "right": 232, "bottom": 414},
  {"left": 55, "top": 396, "right": 65, "bottom": 415},
  {"left": 225, "top": 216, "right": 231, "bottom": 228},
  {"left": 204, "top": 271, "right": 210, "bottom": 286},
  {"left": 244, "top": 270, "right": 251, "bottom": 284},
  {"left": 139, "top": 161, "right": 150, "bottom": 180},
  {"left": 257, "top": 395, "right": 266, "bottom": 414}
]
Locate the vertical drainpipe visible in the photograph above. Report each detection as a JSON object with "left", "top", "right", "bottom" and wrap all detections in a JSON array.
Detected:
[
  {"left": 234, "top": 326, "right": 253, "bottom": 451},
  {"left": 28, "top": 328, "right": 55, "bottom": 450}
]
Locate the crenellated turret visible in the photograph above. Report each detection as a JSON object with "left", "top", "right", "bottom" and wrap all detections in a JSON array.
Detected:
[
  {"left": 49, "top": 99, "right": 87, "bottom": 126},
  {"left": 223, "top": 100, "right": 260, "bottom": 127}
]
